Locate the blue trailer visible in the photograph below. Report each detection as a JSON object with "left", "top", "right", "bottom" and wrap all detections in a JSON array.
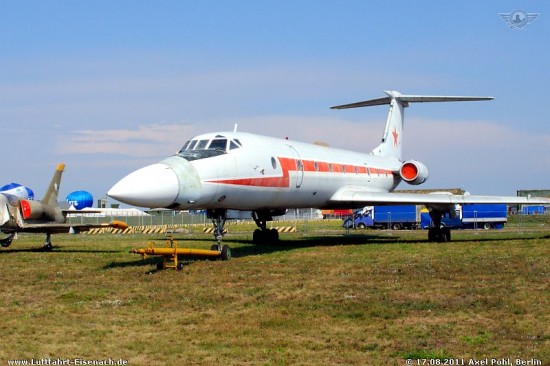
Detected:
[
  {"left": 522, "top": 205, "right": 546, "bottom": 215},
  {"left": 421, "top": 204, "right": 507, "bottom": 230},
  {"left": 343, "top": 205, "right": 418, "bottom": 230}
]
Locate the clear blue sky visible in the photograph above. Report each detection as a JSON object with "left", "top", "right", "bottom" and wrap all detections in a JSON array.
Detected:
[{"left": 1, "top": 1, "right": 548, "bottom": 204}]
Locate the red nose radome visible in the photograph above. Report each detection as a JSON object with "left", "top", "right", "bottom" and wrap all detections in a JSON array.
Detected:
[{"left": 108, "top": 163, "right": 180, "bottom": 208}]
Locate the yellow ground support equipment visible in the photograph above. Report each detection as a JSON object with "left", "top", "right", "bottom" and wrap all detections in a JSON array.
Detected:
[{"left": 131, "top": 236, "right": 231, "bottom": 270}]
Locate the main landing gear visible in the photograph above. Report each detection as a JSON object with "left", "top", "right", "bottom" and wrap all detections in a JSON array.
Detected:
[
  {"left": 427, "top": 209, "right": 451, "bottom": 242},
  {"left": 206, "top": 209, "right": 231, "bottom": 260},
  {"left": 206, "top": 209, "right": 282, "bottom": 247},
  {"left": 42, "top": 233, "right": 53, "bottom": 251},
  {"left": 252, "top": 210, "right": 279, "bottom": 244}
]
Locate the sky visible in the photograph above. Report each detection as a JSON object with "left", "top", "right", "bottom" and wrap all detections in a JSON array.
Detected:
[{"left": 1, "top": 1, "right": 549, "bottom": 206}]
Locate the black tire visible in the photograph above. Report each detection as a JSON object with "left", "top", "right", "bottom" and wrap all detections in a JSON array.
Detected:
[
  {"left": 483, "top": 223, "right": 492, "bottom": 230},
  {"left": 221, "top": 245, "right": 231, "bottom": 261},
  {"left": 211, "top": 244, "right": 220, "bottom": 252},
  {"left": 391, "top": 223, "right": 402, "bottom": 230},
  {"left": 442, "top": 228, "right": 451, "bottom": 242},
  {"left": 269, "top": 228, "right": 279, "bottom": 243},
  {"left": 428, "top": 228, "right": 436, "bottom": 242},
  {"left": 357, "top": 223, "right": 366, "bottom": 229},
  {"left": 176, "top": 262, "right": 185, "bottom": 271},
  {"left": 253, "top": 229, "right": 262, "bottom": 244}
]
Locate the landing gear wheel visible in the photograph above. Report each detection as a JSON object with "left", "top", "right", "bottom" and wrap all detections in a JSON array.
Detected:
[
  {"left": 428, "top": 227, "right": 451, "bottom": 243},
  {"left": 211, "top": 244, "right": 220, "bottom": 252},
  {"left": 221, "top": 245, "right": 232, "bottom": 261},
  {"left": 269, "top": 228, "right": 279, "bottom": 243},
  {"left": 0, "top": 234, "right": 14, "bottom": 248},
  {"left": 442, "top": 228, "right": 451, "bottom": 242},
  {"left": 176, "top": 262, "right": 185, "bottom": 271},
  {"left": 251, "top": 210, "right": 281, "bottom": 245},
  {"left": 253, "top": 229, "right": 262, "bottom": 244},
  {"left": 42, "top": 243, "right": 53, "bottom": 251},
  {"left": 253, "top": 228, "right": 279, "bottom": 244},
  {"left": 428, "top": 227, "right": 441, "bottom": 242}
]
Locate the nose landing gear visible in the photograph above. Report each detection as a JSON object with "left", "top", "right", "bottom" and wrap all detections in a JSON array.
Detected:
[{"left": 207, "top": 209, "right": 231, "bottom": 260}]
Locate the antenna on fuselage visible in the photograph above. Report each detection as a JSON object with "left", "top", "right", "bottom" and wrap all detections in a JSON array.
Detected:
[{"left": 233, "top": 123, "right": 238, "bottom": 132}]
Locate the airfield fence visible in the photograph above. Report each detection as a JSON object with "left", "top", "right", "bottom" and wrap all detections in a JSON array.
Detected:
[{"left": 67, "top": 209, "right": 549, "bottom": 233}]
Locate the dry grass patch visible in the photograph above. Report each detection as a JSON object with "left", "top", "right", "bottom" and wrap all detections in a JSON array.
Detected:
[{"left": 0, "top": 227, "right": 548, "bottom": 364}]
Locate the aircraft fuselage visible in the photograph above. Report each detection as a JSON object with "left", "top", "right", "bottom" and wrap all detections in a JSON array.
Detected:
[{"left": 109, "top": 131, "right": 402, "bottom": 211}]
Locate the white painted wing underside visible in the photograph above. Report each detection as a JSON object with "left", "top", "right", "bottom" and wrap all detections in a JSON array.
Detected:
[{"left": 330, "top": 190, "right": 549, "bottom": 207}]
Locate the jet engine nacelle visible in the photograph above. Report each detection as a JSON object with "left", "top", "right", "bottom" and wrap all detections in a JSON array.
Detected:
[
  {"left": 20, "top": 199, "right": 64, "bottom": 222},
  {"left": 400, "top": 160, "right": 429, "bottom": 185},
  {"left": 20, "top": 199, "right": 45, "bottom": 220}
]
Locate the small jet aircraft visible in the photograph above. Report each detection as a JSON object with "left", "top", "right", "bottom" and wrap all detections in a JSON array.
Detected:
[
  {"left": 108, "top": 91, "right": 548, "bottom": 250},
  {"left": 1, "top": 163, "right": 127, "bottom": 250}
]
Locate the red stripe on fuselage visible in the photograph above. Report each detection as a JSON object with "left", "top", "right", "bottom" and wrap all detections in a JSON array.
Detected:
[{"left": 206, "top": 157, "right": 392, "bottom": 188}]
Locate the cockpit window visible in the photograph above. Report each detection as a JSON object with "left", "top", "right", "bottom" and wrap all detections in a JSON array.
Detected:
[
  {"left": 208, "top": 139, "right": 227, "bottom": 151},
  {"left": 195, "top": 140, "right": 209, "bottom": 150},
  {"left": 177, "top": 136, "right": 243, "bottom": 161},
  {"left": 178, "top": 137, "right": 232, "bottom": 161},
  {"left": 181, "top": 140, "right": 191, "bottom": 150}
]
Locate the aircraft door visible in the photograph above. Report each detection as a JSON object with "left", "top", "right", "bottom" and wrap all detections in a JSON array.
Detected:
[{"left": 288, "top": 145, "right": 304, "bottom": 188}]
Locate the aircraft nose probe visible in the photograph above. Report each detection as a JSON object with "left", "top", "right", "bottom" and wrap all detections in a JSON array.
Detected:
[{"left": 107, "top": 163, "right": 180, "bottom": 208}]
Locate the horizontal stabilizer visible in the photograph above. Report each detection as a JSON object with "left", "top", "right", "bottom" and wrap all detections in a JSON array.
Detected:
[{"left": 331, "top": 90, "right": 493, "bottom": 109}]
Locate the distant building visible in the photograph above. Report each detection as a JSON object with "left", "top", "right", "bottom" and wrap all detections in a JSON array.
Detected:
[{"left": 517, "top": 189, "right": 550, "bottom": 198}]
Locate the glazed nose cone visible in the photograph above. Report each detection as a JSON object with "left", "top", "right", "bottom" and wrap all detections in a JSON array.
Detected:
[{"left": 108, "top": 163, "right": 179, "bottom": 208}]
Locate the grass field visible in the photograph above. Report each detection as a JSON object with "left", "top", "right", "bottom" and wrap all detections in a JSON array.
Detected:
[{"left": 0, "top": 221, "right": 548, "bottom": 365}]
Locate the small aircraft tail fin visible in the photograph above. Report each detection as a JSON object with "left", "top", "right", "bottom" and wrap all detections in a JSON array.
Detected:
[
  {"left": 41, "top": 163, "right": 65, "bottom": 207},
  {"left": 331, "top": 91, "right": 493, "bottom": 161}
]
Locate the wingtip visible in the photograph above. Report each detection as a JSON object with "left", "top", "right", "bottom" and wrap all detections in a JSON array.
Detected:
[{"left": 57, "top": 163, "right": 66, "bottom": 172}]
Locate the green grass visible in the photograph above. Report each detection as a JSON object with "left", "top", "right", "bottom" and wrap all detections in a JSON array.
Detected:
[{"left": 0, "top": 223, "right": 548, "bottom": 365}]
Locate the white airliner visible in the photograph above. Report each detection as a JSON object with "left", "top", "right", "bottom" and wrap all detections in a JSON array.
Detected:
[{"left": 108, "top": 91, "right": 548, "bottom": 250}]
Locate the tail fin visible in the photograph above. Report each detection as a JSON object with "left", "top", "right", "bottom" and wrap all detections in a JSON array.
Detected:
[
  {"left": 331, "top": 91, "right": 493, "bottom": 161},
  {"left": 41, "top": 163, "right": 65, "bottom": 207}
]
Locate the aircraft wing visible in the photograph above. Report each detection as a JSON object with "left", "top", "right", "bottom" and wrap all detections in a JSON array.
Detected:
[
  {"left": 330, "top": 189, "right": 549, "bottom": 209},
  {"left": 17, "top": 220, "right": 128, "bottom": 234}
]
